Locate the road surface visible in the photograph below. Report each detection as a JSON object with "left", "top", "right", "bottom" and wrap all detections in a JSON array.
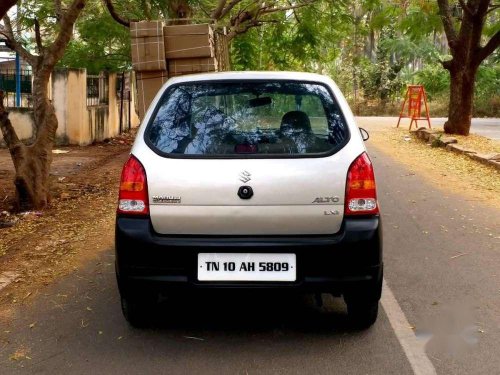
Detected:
[
  {"left": 0, "top": 146, "right": 499, "bottom": 374},
  {"left": 356, "top": 117, "right": 500, "bottom": 140}
]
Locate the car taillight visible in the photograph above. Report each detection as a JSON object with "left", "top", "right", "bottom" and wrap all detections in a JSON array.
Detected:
[
  {"left": 117, "top": 155, "right": 149, "bottom": 215},
  {"left": 345, "top": 152, "right": 378, "bottom": 215}
]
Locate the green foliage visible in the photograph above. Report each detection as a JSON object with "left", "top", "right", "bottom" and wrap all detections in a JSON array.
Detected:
[
  {"left": 58, "top": 1, "right": 131, "bottom": 73},
  {"left": 474, "top": 63, "right": 500, "bottom": 117},
  {"left": 231, "top": 29, "right": 260, "bottom": 71},
  {"left": 398, "top": 3, "right": 441, "bottom": 40},
  {"left": 414, "top": 64, "right": 450, "bottom": 99},
  {"left": 359, "top": 26, "right": 403, "bottom": 102},
  {"left": 44, "top": 0, "right": 498, "bottom": 117}
]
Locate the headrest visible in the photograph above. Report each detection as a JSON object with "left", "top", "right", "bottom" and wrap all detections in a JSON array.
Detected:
[{"left": 280, "top": 111, "right": 312, "bottom": 135}]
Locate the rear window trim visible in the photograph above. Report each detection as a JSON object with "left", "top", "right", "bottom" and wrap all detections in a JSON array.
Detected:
[{"left": 143, "top": 79, "right": 351, "bottom": 160}]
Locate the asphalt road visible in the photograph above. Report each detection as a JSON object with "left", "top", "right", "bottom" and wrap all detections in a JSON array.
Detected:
[
  {"left": 1, "top": 146, "right": 499, "bottom": 374},
  {"left": 356, "top": 117, "right": 500, "bottom": 140}
]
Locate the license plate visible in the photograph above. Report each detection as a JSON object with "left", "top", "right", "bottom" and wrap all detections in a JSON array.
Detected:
[{"left": 198, "top": 253, "right": 296, "bottom": 282}]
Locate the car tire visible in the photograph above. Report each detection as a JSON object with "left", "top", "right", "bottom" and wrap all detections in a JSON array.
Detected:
[
  {"left": 346, "top": 299, "right": 379, "bottom": 329},
  {"left": 116, "top": 268, "right": 156, "bottom": 328},
  {"left": 120, "top": 293, "right": 155, "bottom": 328},
  {"left": 344, "top": 270, "right": 382, "bottom": 329}
]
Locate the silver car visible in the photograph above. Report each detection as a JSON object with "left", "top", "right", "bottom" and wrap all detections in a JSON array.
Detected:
[{"left": 115, "top": 71, "right": 382, "bottom": 329}]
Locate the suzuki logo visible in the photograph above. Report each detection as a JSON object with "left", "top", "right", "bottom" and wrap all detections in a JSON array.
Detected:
[{"left": 239, "top": 170, "right": 252, "bottom": 183}]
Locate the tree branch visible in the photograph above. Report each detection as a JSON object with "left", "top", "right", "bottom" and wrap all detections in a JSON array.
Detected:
[
  {"left": 45, "top": 0, "right": 86, "bottom": 68},
  {"left": 475, "top": 30, "right": 500, "bottom": 65},
  {"left": 260, "top": 1, "right": 315, "bottom": 15},
  {"left": 287, "top": 0, "right": 302, "bottom": 23},
  {"left": 227, "top": 0, "right": 315, "bottom": 39},
  {"left": 486, "top": 4, "right": 500, "bottom": 14},
  {"left": 0, "top": 0, "right": 17, "bottom": 21},
  {"left": 1, "top": 14, "right": 36, "bottom": 66},
  {"left": 102, "top": 0, "right": 136, "bottom": 27},
  {"left": 219, "top": 0, "right": 245, "bottom": 19},
  {"left": 474, "top": 0, "right": 492, "bottom": 19},
  {"left": 436, "top": 0, "right": 459, "bottom": 49},
  {"left": 211, "top": 0, "right": 227, "bottom": 19},
  {"left": 34, "top": 18, "right": 43, "bottom": 53},
  {"left": 227, "top": 20, "right": 261, "bottom": 40},
  {"left": 441, "top": 59, "right": 453, "bottom": 71},
  {"left": 458, "top": 0, "right": 474, "bottom": 17},
  {"left": 54, "top": 0, "right": 63, "bottom": 20}
]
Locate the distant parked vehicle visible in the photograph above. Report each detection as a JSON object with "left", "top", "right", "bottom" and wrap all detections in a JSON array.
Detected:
[{"left": 115, "top": 71, "right": 382, "bottom": 329}]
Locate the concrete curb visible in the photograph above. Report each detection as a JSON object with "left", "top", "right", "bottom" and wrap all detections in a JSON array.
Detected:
[{"left": 411, "top": 128, "right": 500, "bottom": 171}]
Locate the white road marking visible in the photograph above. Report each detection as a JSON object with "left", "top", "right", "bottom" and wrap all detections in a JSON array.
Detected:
[
  {"left": 0, "top": 271, "right": 18, "bottom": 292},
  {"left": 381, "top": 279, "right": 437, "bottom": 375}
]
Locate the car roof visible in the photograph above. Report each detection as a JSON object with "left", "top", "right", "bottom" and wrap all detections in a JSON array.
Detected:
[{"left": 166, "top": 71, "right": 333, "bottom": 85}]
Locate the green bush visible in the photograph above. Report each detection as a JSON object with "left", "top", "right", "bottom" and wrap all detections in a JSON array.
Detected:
[
  {"left": 414, "top": 65, "right": 450, "bottom": 100},
  {"left": 474, "top": 64, "right": 500, "bottom": 116}
]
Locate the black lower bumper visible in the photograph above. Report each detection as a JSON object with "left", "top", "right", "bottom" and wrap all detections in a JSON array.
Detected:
[{"left": 115, "top": 216, "right": 382, "bottom": 295}]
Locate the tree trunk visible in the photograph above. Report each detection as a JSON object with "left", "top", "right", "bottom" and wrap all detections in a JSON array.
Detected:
[
  {"left": 11, "top": 142, "right": 52, "bottom": 211},
  {"left": 0, "top": 70, "right": 57, "bottom": 211},
  {"left": 1, "top": 0, "right": 85, "bottom": 211},
  {"left": 443, "top": 63, "right": 477, "bottom": 136}
]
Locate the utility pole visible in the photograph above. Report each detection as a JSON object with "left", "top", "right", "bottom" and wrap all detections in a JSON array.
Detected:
[{"left": 15, "top": 51, "right": 20, "bottom": 107}]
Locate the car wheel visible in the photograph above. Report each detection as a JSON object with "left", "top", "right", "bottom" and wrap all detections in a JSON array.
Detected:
[
  {"left": 344, "top": 270, "right": 382, "bottom": 329},
  {"left": 346, "top": 299, "right": 379, "bottom": 329},
  {"left": 120, "top": 293, "right": 155, "bottom": 328}
]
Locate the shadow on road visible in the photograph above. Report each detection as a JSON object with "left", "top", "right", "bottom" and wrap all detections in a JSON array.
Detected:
[
  {"left": 139, "top": 291, "right": 355, "bottom": 335},
  {"left": 1, "top": 253, "right": 400, "bottom": 375}
]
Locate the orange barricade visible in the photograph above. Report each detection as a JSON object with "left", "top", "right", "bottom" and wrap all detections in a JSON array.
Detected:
[{"left": 397, "top": 85, "right": 431, "bottom": 130}]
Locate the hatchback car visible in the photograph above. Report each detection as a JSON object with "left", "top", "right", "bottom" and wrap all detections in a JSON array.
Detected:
[{"left": 115, "top": 71, "right": 382, "bottom": 329}]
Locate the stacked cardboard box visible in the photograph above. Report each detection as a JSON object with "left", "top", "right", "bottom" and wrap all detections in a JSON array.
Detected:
[
  {"left": 131, "top": 22, "right": 231, "bottom": 119},
  {"left": 131, "top": 21, "right": 168, "bottom": 119},
  {"left": 130, "top": 21, "right": 166, "bottom": 71},
  {"left": 135, "top": 70, "right": 169, "bottom": 120},
  {"left": 164, "top": 24, "right": 218, "bottom": 77},
  {"left": 168, "top": 57, "right": 218, "bottom": 75}
]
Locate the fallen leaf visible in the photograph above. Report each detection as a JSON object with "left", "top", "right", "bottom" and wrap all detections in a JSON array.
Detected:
[
  {"left": 183, "top": 336, "right": 205, "bottom": 341},
  {"left": 450, "top": 253, "right": 468, "bottom": 259}
]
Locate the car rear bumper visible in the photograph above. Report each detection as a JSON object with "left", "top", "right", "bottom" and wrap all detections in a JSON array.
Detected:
[{"left": 115, "top": 216, "right": 382, "bottom": 295}]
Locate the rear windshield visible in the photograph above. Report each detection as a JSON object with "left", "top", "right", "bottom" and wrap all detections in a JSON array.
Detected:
[{"left": 146, "top": 81, "right": 349, "bottom": 156}]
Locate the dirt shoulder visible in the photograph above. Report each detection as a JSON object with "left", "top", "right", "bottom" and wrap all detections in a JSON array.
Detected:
[
  {"left": 369, "top": 127, "right": 500, "bottom": 210},
  {"left": 0, "top": 135, "right": 133, "bottom": 312}
]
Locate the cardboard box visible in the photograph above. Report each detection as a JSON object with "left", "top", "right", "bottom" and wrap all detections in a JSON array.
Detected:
[
  {"left": 130, "top": 21, "right": 166, "bottom": 71},
  {"left": 164, "top": 35, "right": 213, "bottom": 59},
  {"left": 163, "top": 24, "right": 214, "bottom": 59},
  {"left": 168, "top": 57, "right": 217, "bottom": 76},
  {"left": 163, "top": 24, "right": 212, "bottom": 36},
  {"left": 136, "top": 70, "right": 168, "bottom": 120}
]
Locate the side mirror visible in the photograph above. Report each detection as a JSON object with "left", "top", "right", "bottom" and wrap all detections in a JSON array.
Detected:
[{"left": 359, "top": 127, "right": 369, "bottom": 141}]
